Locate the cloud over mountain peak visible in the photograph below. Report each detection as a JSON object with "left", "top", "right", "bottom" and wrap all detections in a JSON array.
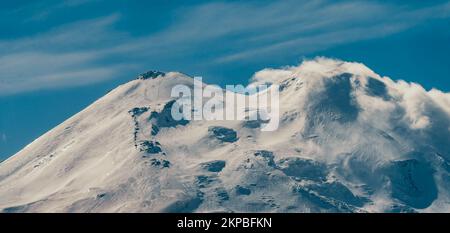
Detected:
[{"left": 1, "top": 58, "right": 450, "bottom": 213}]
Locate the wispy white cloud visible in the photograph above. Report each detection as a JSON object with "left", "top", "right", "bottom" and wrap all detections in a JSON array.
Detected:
[
  {"left": 0, "top": 14, "right": 132, "bottom": 95},
  {"left": 209, "top": 0, "right": 450, "bottom": 63},
  {"left": 0, "top": 133, "right": 6, "bottom": 143},
  {"left": 24, "top": 0, "right": 95, "bottom": 22},
  {"left": 0, "top": 14, "right": 123, "bottom": 52},
  {"left": 1, "top": 0, "right": 450, "bottom": 95}
]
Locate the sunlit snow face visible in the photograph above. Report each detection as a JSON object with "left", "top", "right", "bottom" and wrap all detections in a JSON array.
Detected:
[{"left": 170, "top": 77, "right": 280, "bottom": 132}]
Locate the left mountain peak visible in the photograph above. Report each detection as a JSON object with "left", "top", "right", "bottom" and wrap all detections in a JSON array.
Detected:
[{"left": 138, "top": 70, "right": 166, "bottom": 80}]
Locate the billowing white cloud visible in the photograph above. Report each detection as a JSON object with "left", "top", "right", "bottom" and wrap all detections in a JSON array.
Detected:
[
  {"left": 250, "top": 68, "right": 294, "bottom": 86},
  {"left": 247, "top": 57, "right": 450, "bottom": 132}
]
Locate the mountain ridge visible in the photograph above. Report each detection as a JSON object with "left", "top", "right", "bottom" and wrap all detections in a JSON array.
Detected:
[{"left": 1, "top": 57, "right": 450, "bottom": 213}]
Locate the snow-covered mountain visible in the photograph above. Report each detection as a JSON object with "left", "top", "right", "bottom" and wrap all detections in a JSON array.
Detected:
[{"left": 1, "top": 57, "right": 450, "bottom": 213}]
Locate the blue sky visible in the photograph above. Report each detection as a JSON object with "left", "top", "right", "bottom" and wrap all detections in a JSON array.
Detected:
[{"left": 1, "top": 0, "right": 450, "bottom": 160}]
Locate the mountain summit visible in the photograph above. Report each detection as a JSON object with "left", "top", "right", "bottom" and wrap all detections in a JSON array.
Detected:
[{"left": 1, "top": 58, "right": 450, "bottom": 213}]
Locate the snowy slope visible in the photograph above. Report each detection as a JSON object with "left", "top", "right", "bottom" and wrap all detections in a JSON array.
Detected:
[{"left": 1, "top": 58, "right": 450, "bottom": 213}]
